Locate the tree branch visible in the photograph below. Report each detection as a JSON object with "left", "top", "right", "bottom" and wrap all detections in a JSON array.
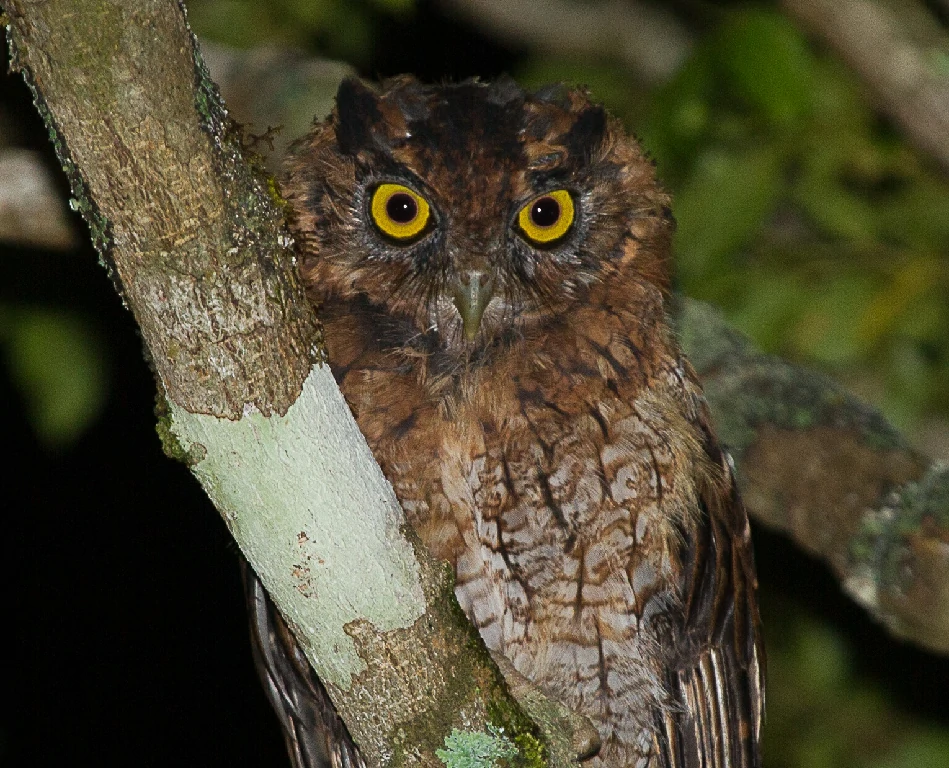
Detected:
[
  {"left": 1, "top": 2, "right": 570, "bottom": 765},
  {"left": 781, "top": 0, "right": 949, "bottom": 176},
  {"left": 679, "top": 299, "right": 949, "bottom": 655}
]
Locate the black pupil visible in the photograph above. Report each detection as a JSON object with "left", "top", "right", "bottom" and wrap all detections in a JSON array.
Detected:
[
  {"left": 530, "top": 196, "right": 561, "bottom": 228},
  {"left": 386, "top": 192, "right": 418, "bottom": 224}
]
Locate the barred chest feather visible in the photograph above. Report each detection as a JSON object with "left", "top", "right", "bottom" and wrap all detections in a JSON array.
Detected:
[{"left": 334, "top": 319, "right": 717, "bottom": 768}]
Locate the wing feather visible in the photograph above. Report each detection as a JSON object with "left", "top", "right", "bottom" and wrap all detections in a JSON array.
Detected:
[
  {"left": 657, "top": 436, "right": 765, "bottom": 768},
  {"left": 242, "top": 561, "right": 366, "bottom": 768}
]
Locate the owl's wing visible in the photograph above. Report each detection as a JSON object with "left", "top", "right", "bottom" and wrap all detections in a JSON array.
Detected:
[
  {"left": 655, "top": 436, "right": 765, "bottom": 768},
  {"left": 242, "top": 560, "right": 366, "bottom": 768}
]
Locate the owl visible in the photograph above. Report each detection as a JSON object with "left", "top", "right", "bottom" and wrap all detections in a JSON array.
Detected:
[{"left": 245, "top": 76, "right": 764, "bottom": 768}]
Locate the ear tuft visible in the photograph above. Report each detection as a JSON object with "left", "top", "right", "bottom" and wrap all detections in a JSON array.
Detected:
[
  {"left": 562, "top": 104, "right": 608, "bottom": 162},
  {"left": 334, "top": 77, "right": 383, "bottom": 156}
]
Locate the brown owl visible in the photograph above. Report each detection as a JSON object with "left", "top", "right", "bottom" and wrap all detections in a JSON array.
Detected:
[{"left": 245, "top": 76, "right": 764, "bottom": 768}]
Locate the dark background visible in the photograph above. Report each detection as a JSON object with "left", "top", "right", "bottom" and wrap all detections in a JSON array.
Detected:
[{"left": 4, "top": 1, "right": 949, "bottom": 766}]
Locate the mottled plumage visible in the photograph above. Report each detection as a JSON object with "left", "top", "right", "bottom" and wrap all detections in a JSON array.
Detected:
[{"left": 251, "top": 76, "right": 764, "bottom": 768}]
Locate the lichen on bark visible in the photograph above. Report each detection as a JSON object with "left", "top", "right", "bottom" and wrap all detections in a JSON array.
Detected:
[{"left": 679, "top": 297, "right": 949, "bottom": 654}]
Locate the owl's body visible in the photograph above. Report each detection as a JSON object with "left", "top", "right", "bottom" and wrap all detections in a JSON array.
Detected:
[{"left": 256, "top": 76, "right": 763, "bottom": 768}]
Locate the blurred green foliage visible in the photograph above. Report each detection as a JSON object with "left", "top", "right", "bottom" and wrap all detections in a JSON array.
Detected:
[
  {"left": 186, "top": 0, "right": 416, "bottom": 67},
  {"left": 763, "top": 591, "right": 949, "bottom": 768},
  {"left": 1, "top": 305, "right": 106, "bottom": 447}
]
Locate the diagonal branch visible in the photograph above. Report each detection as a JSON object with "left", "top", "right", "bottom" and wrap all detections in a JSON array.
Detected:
[{"left": 1, "top": 2, "right": 578, "bottom": 765}]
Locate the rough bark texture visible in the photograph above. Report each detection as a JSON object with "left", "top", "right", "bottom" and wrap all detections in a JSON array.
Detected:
[
  {"left": 6, "top": 0, "right": 321, "bottom": 418},
  {"left": 2, "top": 3, "right": 565, "bottom": 766},
  {"left": 679, "top": 299, "right": 949, "bottom": 655}
]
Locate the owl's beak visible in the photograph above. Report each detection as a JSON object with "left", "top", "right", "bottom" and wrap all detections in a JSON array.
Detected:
[{"left": 451, "top": 271, "right": 495, "bottom": 341}]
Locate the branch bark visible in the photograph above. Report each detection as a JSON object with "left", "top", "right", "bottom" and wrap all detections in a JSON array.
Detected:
[
  {"left": 1, "top": 2, "right": 571, "bottom": 766},
  {"left": 679, "top": 299, "right": 949, "bottom": 655}
]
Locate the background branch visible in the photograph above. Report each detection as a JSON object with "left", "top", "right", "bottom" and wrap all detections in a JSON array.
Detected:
[
  {"left": 781, "top": 0, "right": 949, "bottom": 175},
  {"left": 679, "top": 299, "right": 949, "bottom": 655}
]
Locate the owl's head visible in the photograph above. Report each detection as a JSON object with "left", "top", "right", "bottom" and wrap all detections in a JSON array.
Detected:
[{"left": 284, "top": 76, "right": 672, "bottom": 362}]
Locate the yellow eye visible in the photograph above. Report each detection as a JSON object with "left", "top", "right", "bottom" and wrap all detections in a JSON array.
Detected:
[
  {"left": 370, "top": 183, "right": 431, "bottom": 241},
  {"left": 517, "top": 189, "right": 574, "bottom": 245}
]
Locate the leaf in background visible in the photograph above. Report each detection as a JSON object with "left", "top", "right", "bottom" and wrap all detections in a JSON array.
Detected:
[
  {"left": 899, "top": 303, "right": 948, "bottom": 357},
  {"left": 713, "top": 9, "right": 815, "bottom": 127},
  {"left": 3, "top": 307, "right": 107, "bottom": 448},
  {"left": 673, "top": 144, "right": 782, "bottom": 291},
  {"left": 875, "top": 175, "right": 949, "bottom": 250},
  {"left": 876, "top": 729, "right": 949, "bottom": 768},
  {"left": 368, "top": 0, "right": 415, "bottom": 15},
  {"left": 283, "top": 0, "right": 339, "bottom": 28},
  {"left": 810, "top": 59, "right": 872, "bottom": 132},
  {"left": 728, "top": 270, "right": 812, "bottom": 352},
  {"left": 188, "top": 0, "right": 374, "bottom": 64},
  {"left": 320, "top": 3, "right": 374, "bottom": 67},
  {"left": 186, "top": 0, "right": 285, "bottom": 48},
  {"left": 760, "top": 593, "right": 935, "bottom": 768},
  {"left": 882, "top": 339, "right": 938, "bottom": 430},
  {"left": 280, "top": 0, "right": 373, "bottom": 65},
  {"left": 858, "top": 257, "right": 939, "bottom": 346}
]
